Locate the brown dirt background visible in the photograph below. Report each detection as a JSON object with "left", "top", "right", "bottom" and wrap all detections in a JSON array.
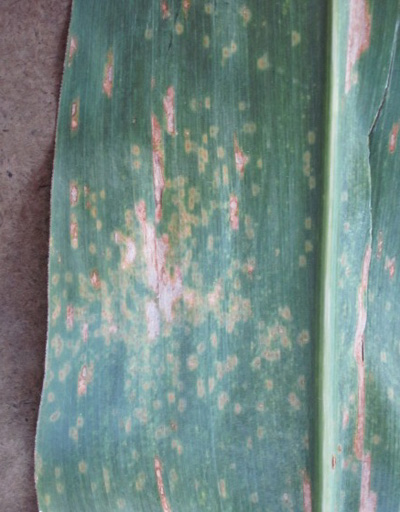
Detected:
[{"left": 0, "top": 1, "right": 71, "bottom": 510}]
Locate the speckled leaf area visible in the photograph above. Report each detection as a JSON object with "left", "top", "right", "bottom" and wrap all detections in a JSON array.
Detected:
[{"left": 35, "top": 1, "right": 325, "bottom": 511}]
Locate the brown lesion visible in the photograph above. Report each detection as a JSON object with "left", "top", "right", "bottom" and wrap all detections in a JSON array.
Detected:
[
  {"left": 345, "top": 0, "right": 372, "bottom": 94},
  {"left": 154, "top": 457, "right": 172, "bottom": 512},
  {"left": 161, "top": 0, "right": 170, "bottom": 19},
  {"left": 151, "top": 115, "right": 166, "bottom": 223},
  {"left": 103, "top": 50, "right": 114, "bottom": 98}
]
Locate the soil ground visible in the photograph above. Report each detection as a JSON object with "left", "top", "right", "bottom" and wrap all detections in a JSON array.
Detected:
[{"left": 0, "top": 2, "right": 71, "bottom": 510}]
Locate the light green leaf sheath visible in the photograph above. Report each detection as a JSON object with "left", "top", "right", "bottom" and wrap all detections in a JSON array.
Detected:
[{"left": 35, "top": 0, "right": 400, "bottom": 510}]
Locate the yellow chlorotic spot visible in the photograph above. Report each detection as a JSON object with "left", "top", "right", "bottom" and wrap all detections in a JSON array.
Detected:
[
  {"left": 305, "top": 217, "right": 312, "bottom": 229},
  {"left": 55, "top": 467, "right": 62, "bottom": 478},
  {"left": 45, "top": 494, "right": 51, "bottom": 506},
  {"left": 132, "top": 145, "right": 140, "bottom": 156},
  {"left": 133, "top": 160, "right": 141, "bottom": 170},
  {"left": 89, "top": 243, "right": 96, "bottom": 254},
  {"left": 252, "top": 184, "right": 260, "bottom": 196},
  {"left": 238, "top": 101, "right": 246, "bottom": 111},
  {"left": 257, "top": 158, "right": 263, "bottom": 169},
  {"left": 243, "top": 122, "right": 256, "bottom": 134},
  {"left": 257, "top": 53, "right": 270, "bottom": 70},
  {"left": 309, "top": 176, "right": 316, "bottom": 189},
  {"left": 175, "top": 22, "right": 184, "bottom": 35},
  {"left": 56, "top": 482, "right": 64, "bottom": 493},
  {"left": 202, "top": 133, "right": 208, "bottom": 144},
  {"left": 230, "top": 41, "right": 237, "bottom": 53},
  {"left": 307, "top": 131, "right": 316, "bottom": 144},
  {"left": 388, "top": 388, "right": 394, "bottom": 400},
  {"left": 250, "top": 492, "right": 259, "bottom": 503},
  {"left": 299, "top": 255, "right": 307, "bottom": 267},
  {"left": 100, "top": 189, "right": 106, "bottom": 199},
  {"left": 218, "top": 479, "right": 227, "bottom": 499},
  {"left": 222, "top": 46, "right": 230, "bottom": 59},
  {"left": 52, "top": 274, "right": 60, "bottom": 285},
  {"left": 205, "top": 3, "right": 214, "bottom": 14},
  {"left": 48, "top": 392, "right": 55, "bottom": 403},
  {"left": 96, "top": 220, "right": 102, "bottom": 231},
  {"left": 240, "top": 6, "right": 252, "bottom": 25},
  {"left": 135, "top": 472, "right": 146, "bottom": 491},
  {"left": 203, "top": 35, "right": 210, "bottom": 48},
  {"left": 190, "top": 98, "right": 198, "bottom": 111},
  {"left": 50, "top": 411, "right": 60, "bottom": 422},
  {"left": 305, "top": 240, "right": 313, "bottom": 253},
  {"left": 185, "top": 140, "right": 192, "bottom": 153},
  {"left": 291, "top": 31, "right": 301, "bottom": 46},
  {"left": 223, "top": 165, "right": 229, "bottom": 185},
  {"left": 210, "top": 125, "right": 219, "bottom": 138},
  {"left": 204, "top": 97, "right": 211, "bottom": 109},
  {"left": 117, "top": 498, "right": 126, "bottom": 509},
  {"left": 217, "top": 147, "right": 225, "bottom": 159},
  {"left": 90, "top": 206, "right": 97, "bottom": 218},
  {"left": 145, "top": 28, "right": 153, "bottom": 40}
]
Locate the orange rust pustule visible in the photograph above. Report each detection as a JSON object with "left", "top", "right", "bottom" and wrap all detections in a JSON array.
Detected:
[
  {"left": 163, "top": 86, "right": 176, "bottom": 136},
  {"left": 353, "top": 246, "right": 371, "bottom": 460},
  {"left": 234, "top": 133, "right": 249, "bottom": 176},
  {"left": 302, "top": 471, "right": 312, "bottom": 512},
  {"left": 345, "top": 0, "right": 371, "bottom": 94},
  {"left": 103, "top": 51, "right": 114, "bottom": 98},
  {"left": 151, "top": 114, "right": 166, "bottom": 223},
  {"left": 154, "top": 457, "right": 172, "bottom": 512},
  {"left": 360, "top": 452, "right": 377, "bottom": 512},
  {"left": 389, "top": 123, "right": 399, "bottom": 153}
]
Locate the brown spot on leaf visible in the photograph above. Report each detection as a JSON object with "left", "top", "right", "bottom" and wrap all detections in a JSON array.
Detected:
[
  {"left": 161, "top": 0, "right": 170, "bottom": 19},
  {"left": 71, "top": 100, "right": 79, "bottom": 131},
  {"left": 332, "top": 455, "right": 336, "bottom": 469},
  {"left": 151, "top": 115, "right": 165, "bottom": 223},
  {"left": 389, "top": 123, "right": 399, "bottom": 153},
  {"left": 77, "top": 364, "right": 93, "bottom": 396},
  {"left": 70, "top": 215, "right": 78, "bottom": 249},
  {"left": 229, "top": 195, "right": 239, "bottom": 230},
  {"left": 345, "top": 0, "right": 371, "bottom": 94},
  {"left": 376, "top": 231, "right": 383, "bottom": 260},
  {"left": 302, "top": 471, "right": 312, "bottom": 512},
  {"left": 90, "top": 269, "right": 101, "bottom": 289},
  {"left": 183, "top": 0, "right": 191, "bottom": 17},
  {"left": 103, "top": 51, "right": 114, "bottom": 98},
  {"left": 68, "top": 36, "right": 78, "bottom": 66},
  {"left": 234, "top": 133, "right": 249, "bottom": 176},
  {"left": 163, "top": 86, "right": 176, "bottom": 136},
  {"left": 384, "top": 256, "right": 396, "bottom": 278},
  {"left": 70, "top": 181, "right": 79, "bottom": 206},
  {"left": 360, "top": 452, "right": 377, "bottom": 511},
  {"left": 66, "top": 305, "right": 74, "bottom": 330}
]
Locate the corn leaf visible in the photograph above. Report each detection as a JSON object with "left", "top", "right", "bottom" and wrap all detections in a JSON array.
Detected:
[{"left": 35, "top": 0, "right": 400, "bottom": 510}]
